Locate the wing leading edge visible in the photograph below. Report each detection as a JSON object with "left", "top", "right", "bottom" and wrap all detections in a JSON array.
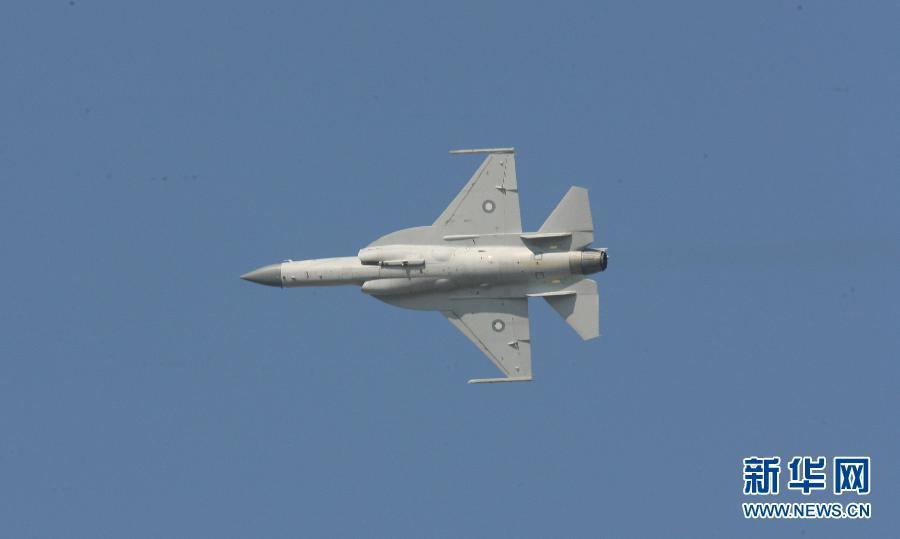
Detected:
[{"left": 443, "top": 297, "right": 532, "bottom": 384}]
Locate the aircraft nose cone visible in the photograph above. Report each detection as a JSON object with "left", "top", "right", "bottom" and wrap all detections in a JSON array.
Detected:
[{"left": 240, "top": 263, "right": 283, "bottom": 287}]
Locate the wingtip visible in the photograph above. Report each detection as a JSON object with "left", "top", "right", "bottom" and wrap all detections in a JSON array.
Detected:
[
  {"left": 449, "top": 147, "right": 515, "bottom": 155},
  {"left": 467, "top": 376, "right": 533, "bottom": 384}
]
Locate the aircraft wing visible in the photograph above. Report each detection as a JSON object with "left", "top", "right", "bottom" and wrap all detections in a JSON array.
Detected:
[
  {"left": 434, "top": 149, "right": 522, "bottom": 235},
  {"left": 443, "top": 297, "right": 532, "bottom": 383}
]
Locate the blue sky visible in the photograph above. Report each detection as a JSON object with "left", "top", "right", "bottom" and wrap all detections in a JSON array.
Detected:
[{"left": 1, "top": 1, "right": 898, "bottom": 537}]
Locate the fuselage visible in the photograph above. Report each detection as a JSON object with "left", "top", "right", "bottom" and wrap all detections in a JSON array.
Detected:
[{"left": 243, "top": 243, "right": 608, "bottom": 305}]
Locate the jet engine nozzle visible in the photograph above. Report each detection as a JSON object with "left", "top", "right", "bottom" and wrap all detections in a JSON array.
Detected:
[{"left": 578, "top": 249, "right": 608, "bottom": 274}]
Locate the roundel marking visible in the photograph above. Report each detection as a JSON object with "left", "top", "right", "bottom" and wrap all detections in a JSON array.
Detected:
[
  {"left": 482, "top": 199, "right": 496, "bottom": 213},
  {"left": 492, "top": 319, "right": 505, "bottom": 332}
]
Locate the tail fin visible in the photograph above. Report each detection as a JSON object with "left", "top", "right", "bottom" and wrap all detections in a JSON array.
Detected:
[
  {"left": 531, "top": 278, "right": 600, "bottom": 340},
  {"left": 539, "top": 187, "right": 594, "bottom": 249}
]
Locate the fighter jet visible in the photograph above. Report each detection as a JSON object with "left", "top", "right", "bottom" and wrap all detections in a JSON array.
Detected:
[{"left": 241, "top": 148, "right": 608, "bottom": 383}]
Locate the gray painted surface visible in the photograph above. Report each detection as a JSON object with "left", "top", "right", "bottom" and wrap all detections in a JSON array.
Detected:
[{"left": 242, "top": 149, "right": 607, "bottom": 383}]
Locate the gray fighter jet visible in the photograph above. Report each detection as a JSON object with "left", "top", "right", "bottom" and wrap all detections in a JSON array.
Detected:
[{"left": 241, "top": 148, "right": 608, "bottom": 383}]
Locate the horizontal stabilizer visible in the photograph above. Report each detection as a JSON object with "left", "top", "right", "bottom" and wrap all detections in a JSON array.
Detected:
[
  {"left": 538, "top": 278, "right": 599, "bottom": 340},
  {"left": 520, "top": 231, "right": 574, "bottom": 252},
  {"left": 539, "top": 186, "right": 594, "bottom": 249}
]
